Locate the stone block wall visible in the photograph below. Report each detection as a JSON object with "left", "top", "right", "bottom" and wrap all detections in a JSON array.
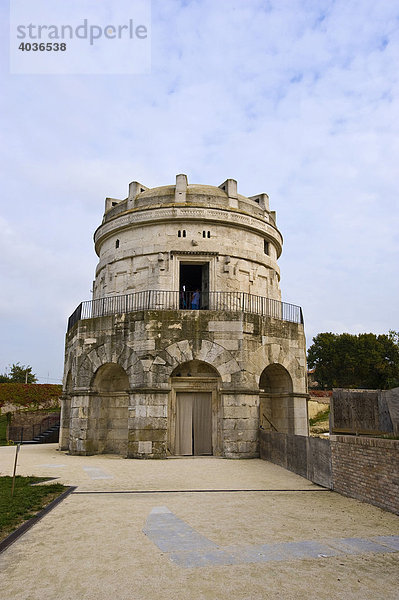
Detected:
[
  {"left": 128, "top": 392, "right": 168, "bottom": 458},
  {"left": 63, "top": 309, "right": 308, "bottom": 458},
  {"left": 331, "top": 435, "right": 399, "bottom": 515},
  {"left": 331, "top": 388, "right": 395, "bottom": 435},
  {"left": 221, "top": 393, "right": 259, "bottom": 458},
  {"left": 259, "top": 430, "right": 332, "bottom": 488},
  {"left": 260, "top": 430, "right": 399, "bottom": 515}
]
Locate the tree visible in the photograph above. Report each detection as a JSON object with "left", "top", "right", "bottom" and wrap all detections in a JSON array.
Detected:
[
  {"left": 307, "top": 332, "right": 399, "bottom": 390},
  {"left": 389, "top": 330, "right": 399, "bottom": 345},
  {"left": 0, "top": 363, "right": 37, "bottom": 384}
]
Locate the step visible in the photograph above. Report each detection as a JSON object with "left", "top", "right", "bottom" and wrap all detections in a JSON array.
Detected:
[{"left": 20, "top": 440, "right": 40, "bottom": 444}]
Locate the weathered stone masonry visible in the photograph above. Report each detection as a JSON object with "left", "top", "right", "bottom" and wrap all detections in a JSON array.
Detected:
[{"left": 61, "top": 175, "right": 308, "bottom": 458}]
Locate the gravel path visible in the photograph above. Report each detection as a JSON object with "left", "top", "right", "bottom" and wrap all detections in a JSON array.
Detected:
[{"left": 0, "top": 444, "right": 398, "bottom": 600}]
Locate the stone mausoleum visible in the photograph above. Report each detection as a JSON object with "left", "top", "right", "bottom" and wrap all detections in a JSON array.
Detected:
[{"left": 61, "top": 175, "right": 308, "bottom": 458}]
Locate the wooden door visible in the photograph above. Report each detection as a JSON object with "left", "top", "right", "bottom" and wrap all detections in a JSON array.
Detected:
[{"left": 175, "top": 392, "right": 212, "bottom": 455}]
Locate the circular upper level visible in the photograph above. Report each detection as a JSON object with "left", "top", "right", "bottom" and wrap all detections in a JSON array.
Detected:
[
  {"left": 94, "top": 175, "right": 283, "bottom": 257},
  {"left": 91, "top": 175, "right": 284, "bottom": 302}
]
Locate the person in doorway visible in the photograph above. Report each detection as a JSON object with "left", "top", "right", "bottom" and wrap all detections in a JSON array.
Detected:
[{"left": 191, "top": 289, "right": 200, "bottom": 310}]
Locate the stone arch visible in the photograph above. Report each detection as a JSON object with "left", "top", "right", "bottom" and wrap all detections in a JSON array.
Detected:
[
  {"left": 76, "top": 342, "right": 138, "bottom": 389},
  {"left": 170, "top": 359, "right": 220, "bottom": 378},
  {"left": 76, "top": 355, "right": 96, "bottom": 389},
  {"left": 259, "top": 363, "right": 293, "bottom": 394},
  {"left": 162, "top": 339, "right": 240, "bottom": 383},
  {"left": 92, "top": 362, "right": 129, "bottom": 392},
  {"left": 168, "top": 358, "right": 222, "bottom": 457},
  {"left": 259, "top": 363, "right": 294, "bottom": 433},
  {"left": 88, "top": 362, "right": 130, "bottom": 455}
]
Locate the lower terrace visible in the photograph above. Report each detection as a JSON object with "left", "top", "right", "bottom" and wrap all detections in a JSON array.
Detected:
[{"left": 67, "top": 290, "right": 303, "bottom": 331}]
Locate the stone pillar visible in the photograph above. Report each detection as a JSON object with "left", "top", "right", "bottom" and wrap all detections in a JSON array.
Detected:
[
  {"left": 127, "top": 181, "right": 148, "bottom": 210},
  {"left": 248, "top": 193, "right": 270, "bottom": 211},
  {"left": 59, "top": 396, "right": 71, "bottom": 451},
  {"left": 266, "top": 393, "right": 308, "bottom": 435},
  {"left": 68, "top": 394, "right": 94, "bottom": 455},
  {"left": 104, "top": 198, "right": 119, "bottom": 212},
  {"left": 293, "top": 394, "right": 309, "bottom": 435},
  {"left": 219, "top": 178, "right": 238, "bottom": 209},
  {"left": 221, "top": 392, "right": 260, "bottom": 458},
  {"left": 175, "top": 173, "right": 188, "bottom": 203},
  {"left": 127, "top": 391, "right": 168, "bottom": 458}
]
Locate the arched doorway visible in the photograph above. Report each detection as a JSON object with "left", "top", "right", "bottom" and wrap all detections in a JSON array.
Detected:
[
  {"left": 259, "top": 364, "right": 294, "bottom": 433},
  {"left": 169, "top": 360, "right": 220, "bottom": 456},
  {"left": 91, "top": 363, "right": 129, "bottom": 454}
]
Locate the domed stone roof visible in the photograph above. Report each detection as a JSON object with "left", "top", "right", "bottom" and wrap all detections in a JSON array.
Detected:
[{"left": 102, "top": 175, "right": 273, "bottom": 224}]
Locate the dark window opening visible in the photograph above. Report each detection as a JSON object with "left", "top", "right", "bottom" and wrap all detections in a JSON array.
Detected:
[
  {"left": 178, "top": 230, "right": 181, "bottom": 237},
  {"left": 115, "top": 239, "right": 120, "bottom": 249},
  {"left": 183, "top": 230, "right": 186, "bottom": 237},
  {"left": 112, "top": 202, "right": 117, "bottom": 207},
  {"left": 264, "top": 240, "right": 269, "bottom": 255},
  {"left": 179, "top": 262, "right": 209, "bottom": 309},
  {"left": 254, "top": 198, "right": 260, "bottom": 204},
  {"left": 203, "top": 231, "right": 206, "bottom": 238},
  {"left": 207, "top": 231, "right": 210, "bottom": 238}
]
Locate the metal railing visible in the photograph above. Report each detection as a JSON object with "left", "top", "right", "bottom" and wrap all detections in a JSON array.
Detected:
[
  {"left": 67, "top": 290, "right": 303, "bottom": 331},
  {"left": 8, "top": 414, "right": 60, "bottom": 443},
  {"left": 31, "top": 415, "right": 60, "bottom": 440}
]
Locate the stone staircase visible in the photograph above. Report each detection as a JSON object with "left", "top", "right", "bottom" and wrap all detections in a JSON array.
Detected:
[{"left": 21, "top": 424, "right": 60, "bottom": 445}]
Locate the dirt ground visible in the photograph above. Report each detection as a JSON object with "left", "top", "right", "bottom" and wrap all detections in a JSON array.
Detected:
[{"left": 0, "top": 444, "right": 398, "bottom": 600}]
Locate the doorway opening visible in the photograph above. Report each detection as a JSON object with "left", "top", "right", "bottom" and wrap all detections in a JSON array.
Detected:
[
  {"left": 175, "top": 392, "right": 212, "bottom": 455},
  {"left": 169, "top": 360, "right": 220, "bottom": 456},
  {"left": 179, "top": 262, "right": 209, "bottom": 309}
]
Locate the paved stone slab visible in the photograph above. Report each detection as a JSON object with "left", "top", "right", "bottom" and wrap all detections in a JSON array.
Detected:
[
  {"left": 324, "top": 537, "right": 397, "bottom": 555},
  {"left": 143, "top": 507, "right": 217, "bottom": 552},
  {"left": 272, "top": 540, "right": 339, "bottom": 560},
  {"left": 372, "top": 535, "right": 399, "bottom": 551},
  {"left": 83, "top": 467, "right": 113, "bottom": 480},
  {"left": 227, "top": 543, "right": 288, "bottom": 564},
  {"left": 143, "top": 506, "right": 399, "bottom": 568}
]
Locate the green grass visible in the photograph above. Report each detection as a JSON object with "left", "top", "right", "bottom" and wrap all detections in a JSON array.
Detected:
[
  {"left": 0, "top": 476, "right": 66, "bottom": 541},
  {"left": 309, "top": 408, "right": 330, "bottom": 427}
]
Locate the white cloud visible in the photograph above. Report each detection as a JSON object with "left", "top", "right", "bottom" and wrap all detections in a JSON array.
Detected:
[{"left": 0, "top": 0, "right": 398, "bottom": 379}]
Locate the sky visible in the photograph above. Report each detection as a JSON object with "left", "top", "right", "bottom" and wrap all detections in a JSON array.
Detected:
[{"left": 0, "top": 0, "right": 398, "bottom": 384}]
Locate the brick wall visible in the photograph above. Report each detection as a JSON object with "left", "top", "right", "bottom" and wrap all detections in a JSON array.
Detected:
[
  {"left": 260, "top": 430, "right": 399, "bottom": 515},
  {"left": 331, "top": 435, "right": 399, "bottom": 515}
]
